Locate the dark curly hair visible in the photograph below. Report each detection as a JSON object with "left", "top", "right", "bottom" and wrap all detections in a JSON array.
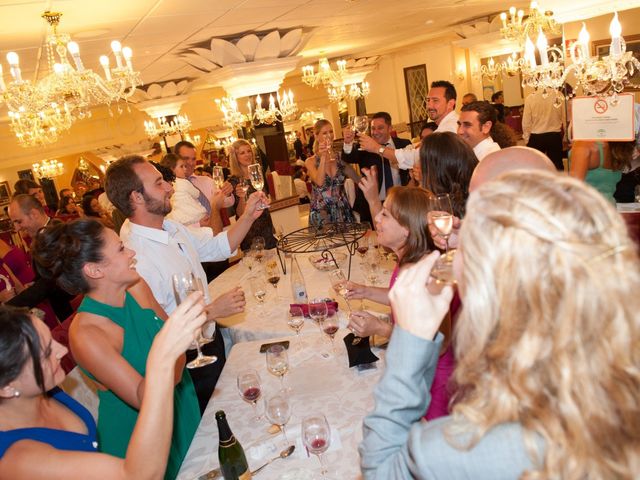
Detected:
[
  {"left": 0, "top": 305, "right": 46, "bottom": 394},
  {"left": 32, "top": 219, "right": 106, "bottom": 295},
  {"left": 419, "top": 131, "right": 478, "bottom": 218}
]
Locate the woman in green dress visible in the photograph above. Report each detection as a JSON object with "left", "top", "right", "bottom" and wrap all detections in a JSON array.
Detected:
[{"left": 32, "top": 219, "right": 200, "bottom": 479}]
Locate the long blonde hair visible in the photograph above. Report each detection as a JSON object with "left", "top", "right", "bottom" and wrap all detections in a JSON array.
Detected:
[
  {"left": 228, "top": 139, "right": 255, "bottom": 177},
  {"left": 451, "top": 171, "right": 640, "bottom": 479}
]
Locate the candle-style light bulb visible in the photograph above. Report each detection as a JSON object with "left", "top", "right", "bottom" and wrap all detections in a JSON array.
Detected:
[
  {"left": 122, "top": 46, "right": 133, "bottom": 70},
  {"left": 6, "top": 52, "right": 22, "bottom": 81},
  {"left": 99, "top": 55, "right": 112, "bottom": 81},
  {"left": 111, "top": 40, "right": 123, "bottom": 68},
  {"left": 500, "top": 12, "right": 507, "bottom": 28},
  {"left": 609, "top": 12, "right": 623, "bottom": 56},
  {"left": 0, "top": 64, "right": 6, "bottom": 92},
  {"left": 536, "top": 29, "right": 548, "bottom": 65},
  {"left": 525, "top": 36, "right": 537, "bottom": 69},
  {"left": 578, "top": 23, "right": 590, "bottom": 60},
  {"left": 66, "top": 41, "right": 84, "bottom": 71}
]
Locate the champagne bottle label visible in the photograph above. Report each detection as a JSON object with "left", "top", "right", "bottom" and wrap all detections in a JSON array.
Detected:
[{"left": 238, "top": 472, "right": 252, "bottom": 480}]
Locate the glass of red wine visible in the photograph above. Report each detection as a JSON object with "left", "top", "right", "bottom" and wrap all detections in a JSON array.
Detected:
[
  {"left": 323, "top": 309, "right": 339, "bottom": 353},
  {"left": 237, "top": 369, "right": 262, "bottom": 422},
  {"left": 301, "top": 413, "right": 331, "bottom": 478}
]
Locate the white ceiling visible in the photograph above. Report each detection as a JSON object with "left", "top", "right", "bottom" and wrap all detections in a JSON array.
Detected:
[{"left": 0, "top": 0, "right": 639, "bottom": 87}]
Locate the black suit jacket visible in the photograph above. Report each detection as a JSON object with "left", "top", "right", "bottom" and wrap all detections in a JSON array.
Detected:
[
  {"left": 342, "top": 137, "right": 412, "bottom": 223},
  {"left": 342, "top": 136, "right": 412, "bottom": 190}
]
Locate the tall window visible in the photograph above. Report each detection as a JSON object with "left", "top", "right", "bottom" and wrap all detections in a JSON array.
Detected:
[{"left": 404, "top": 64, "right": 428, "bottom": 138}]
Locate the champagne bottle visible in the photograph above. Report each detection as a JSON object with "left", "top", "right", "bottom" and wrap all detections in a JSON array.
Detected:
[
  {"left": 290, "top": 255, "right": 308, "bottom": 303},
  {"left": 216, "top": 410, "right": 252, "bottom": 480}
]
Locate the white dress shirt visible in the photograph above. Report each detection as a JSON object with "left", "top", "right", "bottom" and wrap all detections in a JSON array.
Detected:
[
  {"left": 522, "top": 90, "right": 565, "bottom": 143},
  {"left": 394, "top": 110, "right": 460, "bottom": 170},
  {"left": 473, "top": 137, "right": 501, "bottom": 161},
  {"left": 189, "top": 174, "right": 234, "bottom": 208},
  {"left": 435, "top": 110, "right": 459, "bottom": 133},
  {"left": 120, "top": 218, "right": 232, "bottom": 314}
]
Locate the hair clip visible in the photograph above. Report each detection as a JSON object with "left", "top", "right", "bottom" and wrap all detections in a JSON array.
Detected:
[{"left": 588, "top": 244, "right": 627, "bottom": 265}]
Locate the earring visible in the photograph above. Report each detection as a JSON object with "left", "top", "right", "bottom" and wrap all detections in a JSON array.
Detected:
[{"left": 13, "top": 390, "right": 20, "bottom": 398}]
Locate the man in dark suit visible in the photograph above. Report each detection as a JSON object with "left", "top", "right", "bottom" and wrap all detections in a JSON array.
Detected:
[
  {"left": 7, "top": 194, "right": 75, "bottom": 327},
  {"left": 341, "top": 112, "right": 411, "bottom": 223}
]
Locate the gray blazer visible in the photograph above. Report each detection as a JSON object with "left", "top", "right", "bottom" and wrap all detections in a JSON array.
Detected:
[{"left": 360, "top": 327, "right": 545, "bottom": 479}]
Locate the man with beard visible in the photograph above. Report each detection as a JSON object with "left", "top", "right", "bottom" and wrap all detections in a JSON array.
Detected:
[{"left": 105, "top": 155, "right": 265, "bottom": 413}]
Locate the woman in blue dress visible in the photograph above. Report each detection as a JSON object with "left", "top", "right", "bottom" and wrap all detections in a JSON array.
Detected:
[{"left": 0, "top": 294, "right": 205, "bottom": 478}]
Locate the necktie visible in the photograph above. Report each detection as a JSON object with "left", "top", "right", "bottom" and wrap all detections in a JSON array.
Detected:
[
  {"left": 189, "top": 177, "right": 212, "bottom": 215},
  {"left": 381, "top": 143, "right": 394, "bottom": 194}
]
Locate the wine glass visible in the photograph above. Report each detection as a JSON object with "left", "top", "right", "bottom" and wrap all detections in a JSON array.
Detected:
[
  {"left": 264, "top": 391, "right": 292, "bottom": 442},
  {"left": 238, "top": 178, "right": 250, "bottom": 201},
  {"left": 172, "top": 272, "right": 217, "bottom": 368},
  {"left": 288, "top": 306, "right": 305, "bottom": 350},
  {"left": 248, "top": 163, "right": 268, "bottom": 210},
  {"left": 237, "top": 369, "right": 262, "bottom": 421},
  {"left": 251, "top": 236, "right": 265, "bottom": 262},
  {"left": 352, "top": 115, "right": 369, "bottom": 151},
  {"left": 264, "top": 252, "right": 281, "bottom": 296},
  {"left": 249, "top": 276, "right": 268, "bottom": 304},
  {"left": 191, "top": 274, "right": 214, "bottom": 345},
  {"left": 322, "top": 309, "right": 339, "bottom": 353},
  {"left": 328, "top": 269, "right": 352, "bottom": 313},
  {"left": 428, "top": 193, "right": 456, "bottom": 284},
  {"left": 301, "top": 414, "right": 331, "bottom": 477},
  {"left": 308, "top": 298, "right": 328, "bottom": 333},
  {"left": 212, "top": 166, "right": 225, "bottom": 189},
  {"left": 266, "top": 344, "right": 289, "bottom": 389},
  {"left": 242, "top": 252, "right": 256, "bottom": 272}
]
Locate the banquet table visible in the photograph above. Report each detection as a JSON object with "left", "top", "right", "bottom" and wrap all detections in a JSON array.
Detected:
[
  {"left": 177, "top": 331, "right": 386, "bottom": 480},
  {"left": 208, "top": 248, "right": 394, "bottom": 347}
]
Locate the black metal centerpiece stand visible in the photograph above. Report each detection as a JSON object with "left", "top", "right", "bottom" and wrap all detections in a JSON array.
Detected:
[{"left": 276, "top": 222, "right": 368, "bottom": 279}]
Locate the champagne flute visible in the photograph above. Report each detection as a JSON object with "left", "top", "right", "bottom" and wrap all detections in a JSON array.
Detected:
[
  {"left": 249, "top": 276, "right": 268, "bottom": 304},
  {"left": 264, "top": 391, "right": 292, "bottom": 442},
  {"left": 238, "top": 178, "right": 250, "bottom": 202},
  {"left": 248, "top": 163, "right": 268, "bottom": 210},
  {"left": 429, "top": 193, "right": 456, "bottom": 284},
  {"left": 301, "top": 414, "right": 331, "bottom": 478},
  {"left": 237, "top": 369, "right": 262, "bottom": 422},
  {"left": 266, "top": 344, "right": 289, "bottom": 389},
  {"left": 172, "top": 272, "right": 217, "bottom": 368},
  {"left": 308, "top": 298, "right": 328, "bottom": 333},
  {"left": 212, "top": 166, "right": 225, "bottom": 189}
]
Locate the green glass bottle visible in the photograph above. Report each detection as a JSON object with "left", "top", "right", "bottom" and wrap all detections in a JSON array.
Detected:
[{"left": 216, "top": 410, "right": 252, "bottom": 480}]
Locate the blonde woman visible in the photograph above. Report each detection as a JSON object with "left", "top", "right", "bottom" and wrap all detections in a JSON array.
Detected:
[
  {"left": 228, "top": 139, "right": 276, "bottom": 251},
  {"left": 361, "top": 171, "right": 639, "bottom": 479},
  {"left": 305, "top": 119, "right": 360, "bottom": 227}
]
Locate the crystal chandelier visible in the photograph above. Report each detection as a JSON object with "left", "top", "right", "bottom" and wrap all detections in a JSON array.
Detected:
[
  {"left": 144, "top": 115, "right": 191, "bottom": 138},
  {"left": 32, "top": 158, "right": 64, "bottom": 179},
  {"left": 302, "top": 58, "right": 346, "bottom": 88},
  {"left": 0, "top": 11, "right": 140, "bottom": 148},
  {"left": 327, "top": 82, "right": 370, "bottom": 103},
  {"left": 214, "top": 96, "right": 248, "bottom": 129},
  {"left": 499, "top": 2, "right": 560, "bottom": 45},
  {"left": 247, "top": 91, "right": 298, "bottom": 126}
]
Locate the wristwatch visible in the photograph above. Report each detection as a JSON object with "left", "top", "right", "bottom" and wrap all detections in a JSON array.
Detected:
[{"left": 378, "top": 145, "right": 386, "bottom": 155}]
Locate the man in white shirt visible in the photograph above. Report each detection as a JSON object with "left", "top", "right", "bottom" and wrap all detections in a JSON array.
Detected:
[
  {"left": 174, "top": 140, "right": 235, "bottom": 280},
  {"left": 522, "top": 89, "right": 566, "bottom": 171},
  {"left": 457, "top": 101, "right": 501, "bottom": 161},
  {"left": 105, "top": 155, "right": 266, "bottom": 412},
  {"left": 364, "top": 80, "right": 460, "bottom": 171}
]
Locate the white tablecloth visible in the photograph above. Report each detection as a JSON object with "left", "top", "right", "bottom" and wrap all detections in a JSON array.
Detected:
[
  {"left": 209, "top": 249, "right": 393, "bottom": 346},
  {"left": 177, "top": 331, "right": 385, "bottom": 480}
]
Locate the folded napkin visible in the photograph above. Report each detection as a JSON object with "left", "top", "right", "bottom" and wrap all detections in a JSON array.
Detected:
[
  {"left": 343, "top": 333, "right": 379, "bottom": 368},
  {"left": 290, "top": 301, "right": 338, "bottom": 318}
]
